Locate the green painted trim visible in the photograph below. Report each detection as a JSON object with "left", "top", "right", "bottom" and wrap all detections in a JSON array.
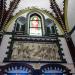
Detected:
[
  {"left": 64, "top": 0, "right": 71, "bottom": 32},
  {"left": 3, "top": 7, "right": 64, "bottom": 34}
]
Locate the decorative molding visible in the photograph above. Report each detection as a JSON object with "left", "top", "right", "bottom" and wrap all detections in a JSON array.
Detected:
[
  {"left": 0, "top": 63, "right": 71, "bottom": 74},
  {"left": 4, "top": 35, "right": 66, "bottom": 63},
  {"left": 40, "top": 64, "right": 71, "bottom": 75},
  {"left": 64, "top": 0, "right": 70, "bottom": 32}
]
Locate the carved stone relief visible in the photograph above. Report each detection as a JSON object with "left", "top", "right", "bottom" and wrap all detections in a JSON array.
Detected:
[{"left": 11, "top": 42, "right": 61, "bottom": 61}]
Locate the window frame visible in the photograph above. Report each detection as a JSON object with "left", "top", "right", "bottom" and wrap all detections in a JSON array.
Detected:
[
  {"left": 29, "top": 14, "right": 43, "bottom": 36},
  {"left": 27, "top": 12, "right": 45, "bottom": 36}
]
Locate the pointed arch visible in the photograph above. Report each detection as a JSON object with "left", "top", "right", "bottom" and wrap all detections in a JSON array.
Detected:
[
  {"left": 27, "top": 11, "right": 45, "bottom": 36},
  {"left": 2, "top": 7, "right": 65, "bottom": 35}
]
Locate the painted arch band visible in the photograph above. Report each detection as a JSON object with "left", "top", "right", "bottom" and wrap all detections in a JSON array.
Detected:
[
  {"left": 0, "top": 63, "right": 70, "bottom": 75},
  {"left": 3, "top": 8, "right": 64, "bottom": 34}
]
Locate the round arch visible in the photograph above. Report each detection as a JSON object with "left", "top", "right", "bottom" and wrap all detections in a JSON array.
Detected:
[
  {"left": 3, "top": 7, "right": 64, "bottom": 34},
  {"left": 40, "top": 64, "right": 70, "bottom": 75},
  {"left": 0, "top": 63, "right": 34, "bottom": 74}
]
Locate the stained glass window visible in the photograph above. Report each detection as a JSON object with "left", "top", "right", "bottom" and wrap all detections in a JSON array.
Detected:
[{"left": 29, "top": 15, "right": 42, "bottom": 36}]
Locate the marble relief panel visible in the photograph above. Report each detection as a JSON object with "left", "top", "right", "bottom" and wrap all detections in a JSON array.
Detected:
[{"left": 11, "top": 41, "right": 61, "bottom": 61}]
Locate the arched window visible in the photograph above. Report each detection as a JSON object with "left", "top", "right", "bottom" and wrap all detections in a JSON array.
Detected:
[
  {"left": 45, "top": 19, "right": 56, "bottom": 35},
  {"left": 29, "top": 14, "right": 42, "bottom": 36},
  {"left": 14, "top": 13, "right": 56, "bottom": 36},
  {"left": 28, "top": 12, "right": 45, "bottom": 36},
  {"left": 15, "top": 17, "right": 26, "bottom": 32}
]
